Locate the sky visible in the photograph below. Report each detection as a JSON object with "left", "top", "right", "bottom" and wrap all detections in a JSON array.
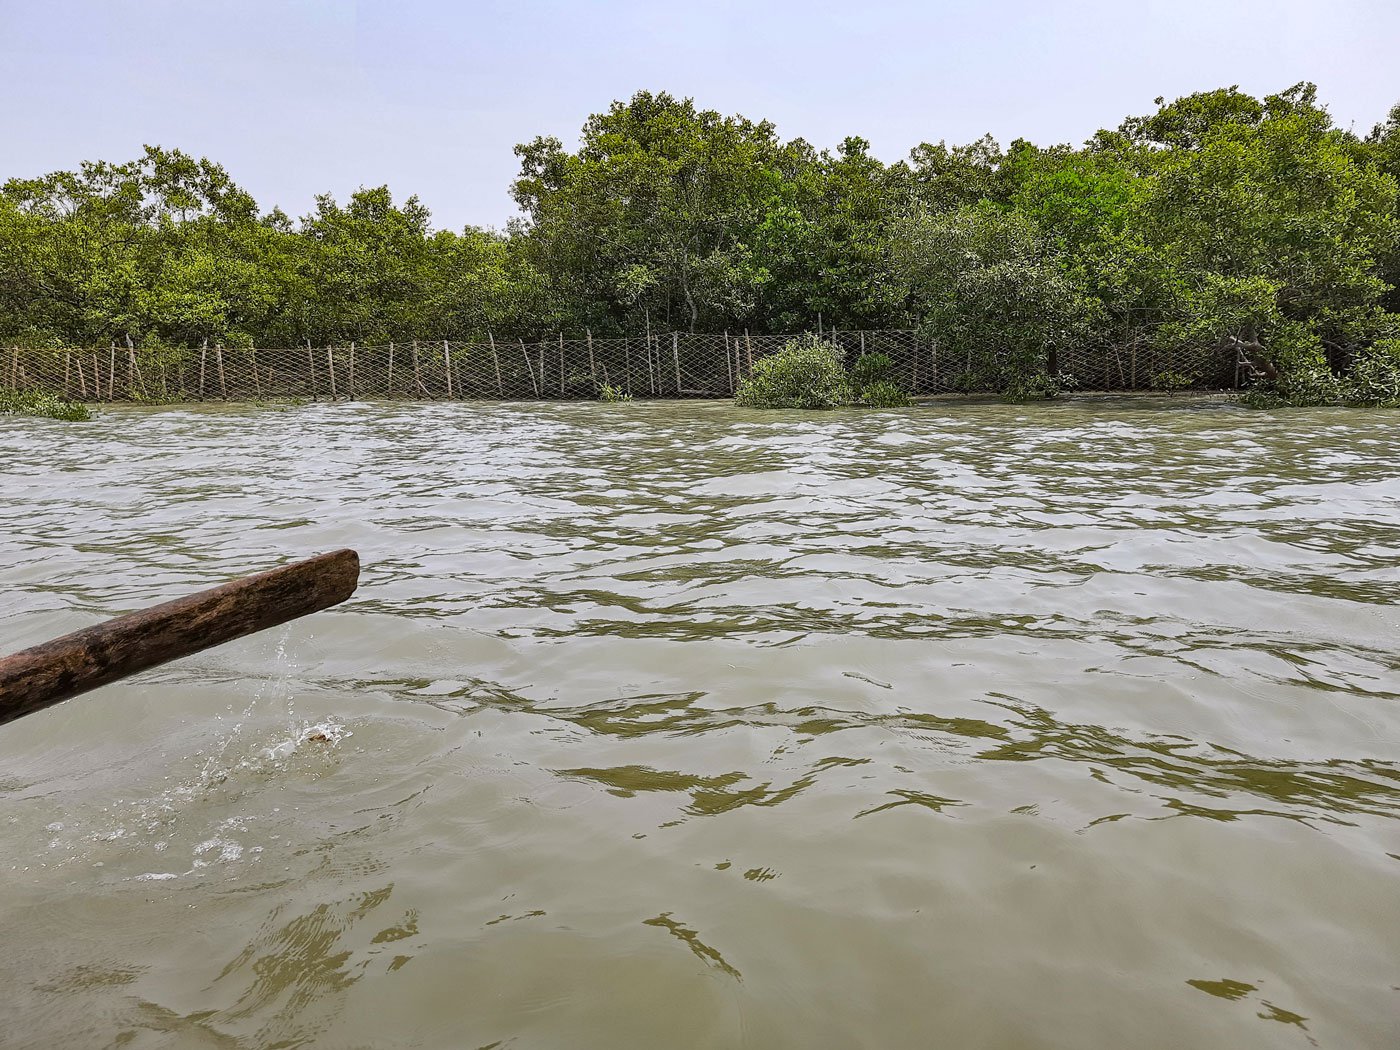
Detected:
[{"left": 2, "top": 0, "right": 1397, "bottom": 232}]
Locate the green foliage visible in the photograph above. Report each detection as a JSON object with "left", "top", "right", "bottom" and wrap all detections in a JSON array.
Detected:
[
  {"left": 0, "top": 389, "right": 91, "bottom": 420},
  {"left": 735, "top": 335, "right": 853, "bottom": 408},
  {"left": 1, "top": 82, "right": 1399, "bottom": 414},
  {"left": 858, "top": 379, "right": 911, "bottom": 407},
  {"left": 1150, "top": 370, "right": 1193, "bottom": 392},
  {"left": 1345, "top": 339, "right": 1400, "bottom": 405},
  {"left": 1005, "top": 371, "right": 1078, "bottom": 402},
  {"left": 598, "top": 383, "right": 633, "bottom": 402}
]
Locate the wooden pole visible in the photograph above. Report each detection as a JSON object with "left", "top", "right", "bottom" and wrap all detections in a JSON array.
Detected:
[
  {"left": 586, "top": 329, "right": 597, "bottom": 390},
  {"left": 488, "top": 331, "right": 503, "bottom": 397},
  {"left": 307, "top": 341, "right": 317, "bottom": 400},
  {"left": 672, "top": 332, "right": 681, "bottom": 395},
  {"left": 349, "top": 341, "right": 356, "bottom": 399},
  {"left": 724, "top": 331, "right": 733, "bottom": 394},
  {"left": 623, "top": 337, "right": 633, "bottom": 396},
  {"left": 520, "top": 339, "right": 539, "bottom": 397},
  {"left": 108, "top": 343, "right": 117, "bottom": 400},
  {"left": 443, "top": 340, "right": 453, "bottom": 399},
  {"left": 327, "top": 346, "right": 337, "bottom": 398},
  {"left": 387, "top": 342, "right": 395, "bottom": 398},
  {"left": 64, "top": 351, "right": 72, "bottom": 398},
  {"left": 413, "top": 340, "right": 424, "bottom": 397},
  {"left": 8, "top": 347, "right": 17, "bottom": 391},
  {"left": 216, "top": 344, "right": 228, "bottom": 399},
  {"left": 745, "top": 330, "right": 754, "bottom": 376},
  {"left": 0, "top": 550, "right": 360, "bottom": 726},
  {"left": 558, "top": 333, "right": 564, "bottom": 396},
  {"left": 199, "top": 341, "right": 208, "bottom": 400},
  {"left": 251, "top": 347, "right": 261, "bottom": 399}
]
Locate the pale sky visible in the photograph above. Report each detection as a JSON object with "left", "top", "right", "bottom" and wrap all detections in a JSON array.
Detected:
[{"left": 2, "top": 0, "right": 1397, "bottom": 232}]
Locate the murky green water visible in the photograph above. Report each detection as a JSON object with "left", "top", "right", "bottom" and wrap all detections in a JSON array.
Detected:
[{"left": 2, "top": 398, "right": 1398, "bottom": 1049}]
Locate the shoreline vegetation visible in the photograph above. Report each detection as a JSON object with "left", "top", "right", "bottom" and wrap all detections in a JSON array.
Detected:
[{"left": 2, "top": 82, "right": 1398, "bottom": 407}]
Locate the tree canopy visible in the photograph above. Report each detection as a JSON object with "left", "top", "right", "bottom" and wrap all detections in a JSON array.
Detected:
[{"left": 3, "top": 84, "right": 1398, "bottom": 399}]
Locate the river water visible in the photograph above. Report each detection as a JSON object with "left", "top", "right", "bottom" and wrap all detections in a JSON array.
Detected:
[{"left": 1, "top": 398, "right": 1398, "bottom": 1049}]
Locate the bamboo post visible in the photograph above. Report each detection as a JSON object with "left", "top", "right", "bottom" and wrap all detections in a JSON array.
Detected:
[
  {"left": 251, "top": 347, "right": 261, "bottom": 399},
  {"left": 745, "top": 330, "right": 754, "bottom": 376},
  {"left": 1131, "top": 342, "right": 1138, "bottom": 390},
  {"left": 443, "top": 340, "right": 453, "bottom": 398},
  {"left": 586, "top": 329, "right": 597, "bottom": 390},
  {"left": 623, "top": 337, "right": 633, "bottom": 396},
  {"left": 216, "top": 344, "right": 228, "bottom": 399},
  {"left": 488, "top": 331, "right": 503, "bottom": 398},
  {"left": 108, "top": 342, "right": 117, "bottom": 400},
  {"left": 76, "top": 355, "right": 88, "bottom": 398},
  {"left": 413, "top": 340, "right": 423, "bottom": 397},
  {"left": 348, "top": 341, "right": 356, "bottom": 399},
  {"left": 91, "top": 353, "right": 100, "bottom": 400},
  {"left": 387, "top": 342, "right": 395, "bottom": 397},
  {"left": 199, "top": 340, "right": 208, "bottom": 400},
  {"left": 558, "top": 333, "right": 565, "bottom": 396},
  {"left": 307, "top": 340, "right": 317, "bottom": 400},
  {"left": 724, "top": 331, "right": 733, "bottom": 394},
  {"left": 671, "top": 332, "right": 681, "bottom": 395},
  {"left": 0, "top": 549, "right": 360, "bottom": 726},
  {"left": 520, "top": 338, "right": 539, "bottom": 398},
  {"left": 64, "top": 351, "right": 72, "bottom": 398},
  {"left": 327, "top": 346, "right": 337, "bottom": 398},
  {"left": 8, "top": 347, "right": 16, "bottom": 391}
]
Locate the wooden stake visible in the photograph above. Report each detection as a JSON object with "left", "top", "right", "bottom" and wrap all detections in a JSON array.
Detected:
[
  {"left": 413, "top": 340, "right": 426, "bottom": 398},
  {"left": 443, "top": 340, "right": 453, "bottom": 398},
  {"left": 327, "top": 346, "right": 337, "bottom": 398},
  {"left": 307, "top": 341, "right": 317, "bottom": 400},
  {"left": 587, "top": 329, "right": 597, "bottom": 389},
  {"left": 8, "top": 347, "right": 16, "bottom": 391},
  {"left": 348, "top": 341, "right": 356, "bottom": 399},
  {"left": 520, "top": 339, "right": 539, "bottom": 398},
  {"left": 745, "top": 330, "right": 754, "bottom": 376},
  {"left": 672, "top": 332, "right": 681, "bottom": 394},
  {"left": 108, "top": 342, "right": 117, "bottom": 400},
  {"left": 0, "top": 550, "right": 360, "bottom": 726},
  {"left": 64, "top": 351, "right": 72, "bottom": 398},
  {"left": 216, "top": 344, "right": 228, "bottom": 399},
  {"left": 724, "top": 331, "right": 733, "bottom": 394},
  {"left": 388, "top": 342, "right": 395, "bottom": 397},
  {"left": 199, "top": 341, "right": 208, "bottom": 400},
  {"left": 251, "top": 347, "right": 261, "bottom": 399},
  {"left": 488, "top": 331, "right": 503, "bottom": 397},
  {"left": 558, "top": 333, "right": 564, "bottom": 396}
]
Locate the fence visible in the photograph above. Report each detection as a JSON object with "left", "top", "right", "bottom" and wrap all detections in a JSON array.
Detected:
[{"left": 1, "top": 331, "right": 1241, "bottom": 404}]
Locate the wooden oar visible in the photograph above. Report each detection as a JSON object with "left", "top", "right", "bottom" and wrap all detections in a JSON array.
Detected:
[{"left": 0, "top": 549, "right": 359, "bottom": 726}]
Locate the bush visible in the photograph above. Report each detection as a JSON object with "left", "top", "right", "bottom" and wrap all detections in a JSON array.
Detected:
[
  {"left": 735, "top": 335, "right": 853, "bottom": 408},
  {"left": 848, "top": 352, "right": 893, "bottom": 390},
  {"left": 598, "top": 383, "right": 633, "bottom": 402},
  {"left": 0, "top": 389, "right": 92, "bottom": 420},
  {"left": 859, "top": 379, "right": 911, "bottom": 407},
  {"left": 1005, "top": 371, "right": 1078, "bottom": 401},
  {"left": 1345, "top": 339, "right": 1400, "bottom": 406}
]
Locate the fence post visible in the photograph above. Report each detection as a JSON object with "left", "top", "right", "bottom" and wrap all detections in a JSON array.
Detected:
[
  {"left": 387, "top": 342, "right": 395, "bottom": 397},
  {"left": 64, "top": 351, "right": 72, "bottom": 398},
  {"left": 520, "top": 338, "right": 538, "bottom": 398},
  {"left": 199, "top": 340, "right": 208, "bottom": 400},
  {"left": 488, "top": 331, "right": 503, "bottom": 397},
  {"left": 307, "top": 340, "right": 317, "bottom": 400},
  {"left": 216, "top": 343, "right": 228, "bottom": 398},
  {"left": 724, "top": 331, "right": 733, "bottom": 394},
  {"left": 251, "top": 347, "right": 261, "bottom": 399},
  {"left": 587, "top": 328, "right": 597, "bottom": 391},
  {"left": 558, "top": 333, "right": 565, "bottom": 396},
  {"left": 327, "top": 346, "right": 336, "bottom": 398},
  {"left": 443, "top": 340, "right": 453, "bottom": 399},
  {"left": 108, "top": 342, "right": 117, "bottom": 400},
  {"left": 412, "top": 340, "right": 423, "bottom": 397},
  {"left": 671, "top": 332, "right": 682, "bottom": 395},
  {"left": 349, "top": 341, "right": 356, "bottom": 399},
  {"left": 623, "top": 338, "right": 633, "bottom": 396},
  {"left": 8, "top": 347, "right": 17, "bottom": 391},
  {"left": 744, "top": 330, "right": 754, "bottom": 376}
]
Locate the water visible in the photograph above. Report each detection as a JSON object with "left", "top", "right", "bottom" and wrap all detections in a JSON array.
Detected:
[{"left": 2, "top": 398, "right": 1398, "bottom": 1049}]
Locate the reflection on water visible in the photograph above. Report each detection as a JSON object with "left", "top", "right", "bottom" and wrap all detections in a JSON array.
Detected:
[{"left": 2, "top": 397, "right": 1399, "bottom": 1049}]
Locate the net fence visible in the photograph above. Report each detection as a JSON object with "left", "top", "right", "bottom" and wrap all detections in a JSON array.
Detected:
[{"left": 2, "top": 331, "right": 1242, "bottom": 403}]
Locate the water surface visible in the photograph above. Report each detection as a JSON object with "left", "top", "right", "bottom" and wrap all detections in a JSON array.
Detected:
[{"left": 2, "top": 398, "right": 1398, "bottom": 1048}]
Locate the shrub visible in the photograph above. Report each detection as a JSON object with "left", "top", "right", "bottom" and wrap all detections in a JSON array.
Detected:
[
  {"left": 598, "top": 383, "right": 633, "bottom": 402},
  {"left": 859, "top": 380, "right": 911, "bottom": 407},
  {"left": 848, "top": 352, "right": 893, "bottom": 391},
  {"left": 1345, "top": 339, "right": 1400, "bottom": 406},
  {"left": 735, "top": 335, "right": 853, "bottom": 408},
  {"left": 0, "top": 389, "right": 92, "bottom": 420},
  {"left": 1005, "top": 371, "right": 1078, "bottom": 401}
]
